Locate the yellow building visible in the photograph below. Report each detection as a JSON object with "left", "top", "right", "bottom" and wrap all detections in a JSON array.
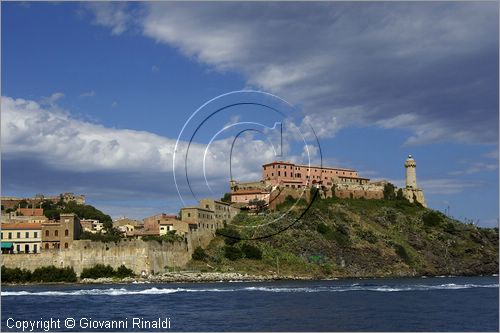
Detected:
[
  {"left": 1, "top": 223, "right": 42, "bottom": 254},
  {"left": 180, "top": 207, "right": 221, "bottom": 231},
  {"left": 159, "top": 219, "right": 193, "bottom": 236},
  {"left": 199, "top": 198, "right": 240, "bottom": 224}
]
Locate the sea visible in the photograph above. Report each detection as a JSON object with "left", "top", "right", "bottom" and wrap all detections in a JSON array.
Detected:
[{"left": 1, "top": 276, "right": 498, "bottom": 332}]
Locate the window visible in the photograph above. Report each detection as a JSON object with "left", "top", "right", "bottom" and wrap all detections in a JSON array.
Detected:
[
  {"left": 16, "top": 244, "right": 20, "bottom": 253},
  {"left": 45, "top": 230, "right": 49, "bottom": 237},
  {"left": 206, "top": 204, "right": 209, "bottom": 209},
  {"left": 45, "top": 243, "right": 49, "bottom": 249},
  {"left": 55, "top": 230, "right": 58, "bottom": 237},
  {"left": 64, "top": 243, "right": 69, "bottom": 249},
  {"left": 65, "top": 229, "right": 69, "bottom": 236},
  {"left": 34, "top": 245, "right": 37, "bottom": 254},
  {"left": 278, "top": 171, "right": 280, "bottom": 176},
  {"left": 34, "top": 232, "right": 38, "bottom": 238},
  {"left": 188, "top": 213, "right": 191, "bottom": 217},
  {"left": 0, "top": 232, "right": 3, "bottom": 239},
  {"left": 284, "top": 171, "right": 287, "bottom": 177},
  {"left": 17, "top": 232, "right": 21, "bottom": 239}
]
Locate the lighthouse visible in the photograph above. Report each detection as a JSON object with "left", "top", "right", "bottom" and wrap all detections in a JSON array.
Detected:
[
  {"left": 405, "top": 154, "right": 417, "bottom": 189},
  {"left": 402, "top": 154, "right": 427, "bottom": 207}
]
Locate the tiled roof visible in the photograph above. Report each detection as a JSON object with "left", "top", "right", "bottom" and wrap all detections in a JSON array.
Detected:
[{"left": 1, "top": 223, "right": 42, "bottom": 230}]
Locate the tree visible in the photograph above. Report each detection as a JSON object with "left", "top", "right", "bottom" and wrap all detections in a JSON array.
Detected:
[
  {"left": 224, "top": 245, "right": 243, "bottom": 260},
  {"left": 383, "top": 183, "right": 396, "bottom": 200},
  {"left": 18, "top": 199, "right": 29, "bottom": 208},
  {"left": 192, "top": 246, "right": 208, "bottom": 261},
  {"left": 241, "top": 243, "right": 262, "bottom": 259},
  {"left": 249, "top": 199, "right": 267, "bottom": 211},
  {"left": 221, "top": 193, "right": 232, "bottom": 203},
  {"left": 396, "top": 188, "right": 405, "bottom": 200},
  {"left": 217, "top": 226, "right": 241, "bottom": 245}
]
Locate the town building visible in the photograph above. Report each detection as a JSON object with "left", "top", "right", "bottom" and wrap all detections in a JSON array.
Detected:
[
  {"left": 230, "top": 156, "right": 427, "bottom": 207},
  {"left": 0, "top": 192, "right": 85, "bottom": 211},
  {"left": 262, "top": 161, "right": 369, "bottom": 188},
  {"left": 41, "top": 213, "right": 82, "bottom": 250},
  {"left": 159, "top": 219, "right": 194, "bottom": 236},
  {"left": 180, "top": 207, "right": 221, "bottom": 231},
  {"left": 1, "top": 223, "right": 42, "bottom": 254},
  {"left": 230, "top": 189, "right": 271, "bottom": 206},
  {"left": 143, "top": 213, "right": 178, "bottom": 234},
  {"left": 199, "top": 198, "right": 239, "bottom": 224}
]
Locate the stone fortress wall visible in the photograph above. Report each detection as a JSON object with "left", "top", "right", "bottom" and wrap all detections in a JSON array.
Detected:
[{"left": 1, "top": 227, "right": 215, "bottom": 275}]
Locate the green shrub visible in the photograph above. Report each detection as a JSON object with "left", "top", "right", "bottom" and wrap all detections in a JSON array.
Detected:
[
  {"left": 332, "top": 225, "right": 351, "bottom": 246},
  {"left": 1, "top": 265, "right": 77, "bottom": 283},
  {"left": 31, "top": 266, "right": 77, "bottom": 283},
  {"left": 1, "top": 266, "right": 32, "bottom": 283},
  {"left": 192, "top": 246, "right": 208, "bottom": 261},
  {"left": 383, "top": 183, "right": 396, "bottom": 200},
  {"left": 316, "top": 223, "right": 330, "bottom": 235},
  {"left": 80, "top": 230, "right": 123, "bottom": 243},
  {"left": 241, "top": 243, "right": 262, "bottom": 259},
  {"left": 80, "top": 264, "right": 115, "bottom": 279},
  {"left": 422, "top": 211, "right": 443, "bottom": 227},
  {"left": 115, "top": 265, "right": 134, "bottom": 278},
  {"left": 142, "top": 231, "right": 183, "bottom": 243},
  {"left": 217, "top": 227, "right": 241, "bottom": 245},
  {"left": 358, "top": 229, "right": 378, "bottom": 244},
  {"left": 394, "top": 244, "right": 411, "bottom": 264},
  {"left": 224, "top": 245, "right": 243, "bottom": 260}
]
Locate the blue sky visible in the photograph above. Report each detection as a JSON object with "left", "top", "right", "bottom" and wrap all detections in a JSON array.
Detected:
[{"left": 1, "top": 2, "right": 498, "bottom": 226}]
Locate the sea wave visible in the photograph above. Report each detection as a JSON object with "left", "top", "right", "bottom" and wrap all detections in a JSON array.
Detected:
[{"left": 2, "top": 283, "right": 498, "bottom": 297}]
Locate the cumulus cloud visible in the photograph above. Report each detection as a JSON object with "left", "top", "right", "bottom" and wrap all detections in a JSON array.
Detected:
[
  {"left": 134, "top": 2, "right": 498, "bottom": 145},
  {"left": 1, "top": 95, "right": 285, "bottom": 202},
  {"left": 86, "top": 2, "right": 132, "bottom": 35}
]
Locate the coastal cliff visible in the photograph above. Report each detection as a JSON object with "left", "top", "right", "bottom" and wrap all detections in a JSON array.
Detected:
[{"left": 187, "top": 197, "right": 499, "bottom": 278}]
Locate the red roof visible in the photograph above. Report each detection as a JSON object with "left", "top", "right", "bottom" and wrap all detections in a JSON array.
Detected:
[{"left": 1, "top": 223, "right": 42, "bottom": 230}]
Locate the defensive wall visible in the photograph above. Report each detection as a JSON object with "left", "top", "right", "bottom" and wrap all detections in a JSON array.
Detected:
[{"left": 1, "top": 227, "right": 216, "bottom": 276}]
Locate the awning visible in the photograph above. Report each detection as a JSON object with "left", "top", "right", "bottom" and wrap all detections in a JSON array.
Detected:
[{"left": 1, "top": 242, "right": 14, "bottom": 249}]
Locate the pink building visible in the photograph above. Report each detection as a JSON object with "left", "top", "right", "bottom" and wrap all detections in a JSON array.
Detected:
[
  {"left": 231, "top": 189, "right": 270, "bottom": 204},
  {"left": 143, "top": 213, "right": 178, "bottom": 233},
  {"left": 262, "top": 161, "right": 369, "bottom": 188}
]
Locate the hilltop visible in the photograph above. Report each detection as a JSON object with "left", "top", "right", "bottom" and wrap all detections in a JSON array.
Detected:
[{"left": 187, "top": 196, "right": 498, "bottom": 278}]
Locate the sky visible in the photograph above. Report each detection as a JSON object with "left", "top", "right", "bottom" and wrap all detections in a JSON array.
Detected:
[{"left": 1, "top": 1, "right": 498, "bottom": 227}]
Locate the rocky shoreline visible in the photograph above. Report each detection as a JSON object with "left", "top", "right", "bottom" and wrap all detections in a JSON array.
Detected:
[{"left": 79, "top": 272, "right": 314, "bottom": 284}]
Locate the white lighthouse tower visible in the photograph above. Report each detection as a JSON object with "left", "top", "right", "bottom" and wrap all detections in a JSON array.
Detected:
[
  {"left": 402, "top": 154, "right": 427, "bottom": 207},
  {"left": 405, "top": 154, "right": 417, "bottom": 189}
]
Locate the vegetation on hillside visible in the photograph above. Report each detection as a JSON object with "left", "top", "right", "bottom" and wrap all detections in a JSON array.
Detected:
[
  {"left": 42, "top": 200, "right": 113, "bottom": 229},
  {"left": 188, "top": 195, "right": 498, "bottom": 278}
]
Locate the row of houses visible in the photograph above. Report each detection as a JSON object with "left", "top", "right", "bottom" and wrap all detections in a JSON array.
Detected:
[
  {"left": 1, "top": 198, "right": 240, "bottom": 254},
  {"left": 1, "top": 213, "right": 81, "bottom": 254},
  {"left": 113, "top": 198, "right": 240, "bottom": 238}
]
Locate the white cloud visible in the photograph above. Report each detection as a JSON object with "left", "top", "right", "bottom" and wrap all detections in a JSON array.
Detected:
[
  {"left": 80, "top": 90, "right": 96, "bottom": 98},
  {"left": 449, "top": 162, "right": 498, "bottom": 176},
  {"left": 134, "top": 2, "right": 498, "bottom": 145},
  {"left": 1, "top": 95, "right": 282, "bottom": 186},
  {"left": 86, "top": 2, "right": 132, "bottom": 35},
  {"left": 41, "top": 92, "right": 64, "bottom": 105}
]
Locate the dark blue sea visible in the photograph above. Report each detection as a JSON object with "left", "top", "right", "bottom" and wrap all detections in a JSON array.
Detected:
[{"left": 1, "top": 276, "right": 498, "bottom": 331}]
